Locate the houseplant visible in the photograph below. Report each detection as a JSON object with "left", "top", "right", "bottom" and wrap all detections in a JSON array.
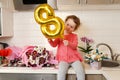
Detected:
[{"left": 78, "top": 36, "right": 94, "bottom": 54}]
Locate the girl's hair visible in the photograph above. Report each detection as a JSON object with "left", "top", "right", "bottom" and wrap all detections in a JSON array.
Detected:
[{"left": 65, "top": 15, "right": 81, "bottom": 30}]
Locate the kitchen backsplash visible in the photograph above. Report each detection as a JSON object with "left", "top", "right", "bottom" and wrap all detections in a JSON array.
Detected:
[{"left": 0, "top": 10, "right": 120, "bottom": 56}]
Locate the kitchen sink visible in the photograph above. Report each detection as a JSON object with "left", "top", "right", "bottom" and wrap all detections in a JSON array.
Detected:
[
  {"left": 96, "top": 43, "right": 120, "bottom": 67},
  {"left": 101, "top": 60, "right": 119, "bottom": 67}
]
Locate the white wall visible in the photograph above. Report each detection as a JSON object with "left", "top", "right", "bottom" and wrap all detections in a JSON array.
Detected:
[{"left": 0, "top": 10, "right": 120, "bottom": 56}]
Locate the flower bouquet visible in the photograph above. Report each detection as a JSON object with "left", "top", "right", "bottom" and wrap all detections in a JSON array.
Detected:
[
  {"left": 85, "top": 49, "right": 108, "bottom": 63},
  {"left": 85, "top": 49, "right": 108, "bottom": 69}
]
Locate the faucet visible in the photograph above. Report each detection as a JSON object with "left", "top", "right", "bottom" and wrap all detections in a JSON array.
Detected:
[
  {"left": 96, "top": 43, "right": 115, "bottom": 61},
  {"left": 114, "top": 54, "right": 120, "bottom": 61}
]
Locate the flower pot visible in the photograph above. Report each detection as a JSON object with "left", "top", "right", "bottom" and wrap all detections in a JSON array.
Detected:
[{"left": 90, "top": 61, "right": 101, "bottom": 70}]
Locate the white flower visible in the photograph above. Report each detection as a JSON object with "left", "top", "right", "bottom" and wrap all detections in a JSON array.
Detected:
[{"left": 91, "top": 54, "right": 96, "bottom": 60}]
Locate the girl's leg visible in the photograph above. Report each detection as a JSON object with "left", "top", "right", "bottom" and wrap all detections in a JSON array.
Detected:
[
  {"left": 71, "top": 61, "right": 85, "bottom": 80},
  {"left": 58, "top": 61, "right": 70, "bottom": 80}
]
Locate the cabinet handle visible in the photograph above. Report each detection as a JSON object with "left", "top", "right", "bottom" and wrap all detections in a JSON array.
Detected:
[
  {"left": 77, "top": 0, "right": 80, "bottom": 4},
  {"left": 85, "top": 0, "right": 87, "bottom": 4},
  {"left": 111, "top": 0, "right": 114, "bottom": 4}
]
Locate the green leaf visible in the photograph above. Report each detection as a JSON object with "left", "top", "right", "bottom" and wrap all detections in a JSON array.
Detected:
[{"left": 78, "top": 46, "right": 93, "bottom": 54}]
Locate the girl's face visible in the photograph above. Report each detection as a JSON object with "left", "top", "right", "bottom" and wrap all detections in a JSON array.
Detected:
[{"left": 65, "top": 19, "right": 76, "bottom": 34}]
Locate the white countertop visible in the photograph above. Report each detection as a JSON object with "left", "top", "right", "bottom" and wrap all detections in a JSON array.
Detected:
[
  {"left": 0, "top": 66, "right": 102, "bottom": 74},
  {"left": 102, "top": 67, "right": 120, "bottom": 80},
  {"left": 0, "top": 63, "right": 102, "bottom": 74},
  {"left": 102, "top": 70, "right": 120, "bottom": 80},
  {"left": 0, "top": 63, "right": 120, "bottom": 80}
]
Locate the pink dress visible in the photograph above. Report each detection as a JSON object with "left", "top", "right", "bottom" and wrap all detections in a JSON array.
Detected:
[{"left": 48, "top": 33, "right": 83, "bottom": 63}]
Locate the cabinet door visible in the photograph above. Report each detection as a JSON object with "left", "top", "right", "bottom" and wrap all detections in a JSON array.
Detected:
[
  {"left": 67, "top": 74, "right": 76, "bottom": 80},
  {"left": 42, "top": 74, "right": 56, "bottom": 80},
  {"left": 0, "top": 0, "right": 14, "bottom": 10},
  {"left": 85, "top": 0, "right": 111, "bottom": 4},
  {"left": 0, "top": 74, "right": 56, "bottom": 80},
  {"left": 57, "top": 0, "right": 79, "bottom": 5},
  {"left": 101, "top": 74, "right": 107, "bottom": 80},
  {"left": 85, "top": 74, "right": 102, "bottom": 80},
  {"left": 0, "top": 8, "right": 13, "bottom": 37},
  {"left": 114, "top": 0, "right": 120, "bottom": 4}
]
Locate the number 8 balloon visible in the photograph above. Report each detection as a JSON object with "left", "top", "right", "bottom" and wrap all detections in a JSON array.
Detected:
[{"left": 34, "top": 4, "right": 64, "bottom": 39}]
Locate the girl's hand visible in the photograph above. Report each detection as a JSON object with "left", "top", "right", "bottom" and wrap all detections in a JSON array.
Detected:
[
  {"left": 63, "top": 40, "right": 68, "bottom": 46},
  {"left": 48, "top": 38, "right": 51, "bottom": 41}
]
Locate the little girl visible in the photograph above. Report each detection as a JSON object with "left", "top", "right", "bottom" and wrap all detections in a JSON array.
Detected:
[{"left": 48, "top": 15, "right": 85, "bottom": 80}]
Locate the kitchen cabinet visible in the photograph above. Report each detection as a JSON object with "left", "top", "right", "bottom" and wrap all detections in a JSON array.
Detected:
[
  {"left": 0, "top": 0, "right": 14, "bottom": 10},
  {"left": 66, "top": 74, "right": 107, "bottom": 80},
  {"left": 48, "top": 0, "right": 57, "bottom": 9},
  {"left": 114, "top": 0, "right": 120, "bottom": 3},
  {"left": 85, "top": 74, "right": 107, "bottom": 80},
  {"left": 57, "top": 0, "right": 120, "bottom": 5},
  {"left": 0, "top": 74, "right": 77, "bottom": 80},
  {"left": 67, "top": 74, "right": 76, "bottom": 80},
  {"left": 83, "top": 0, "right": 120, "bottom": 4},
  {"left": 0, "top": 8, "right": 13, "bottom": 37},
  {"left": 85, "top": 0, "right": 111, "bottom": 4},
  {"left": 0, "top": 74, "right": 56, "bottom": 80},
  {"left": 57, "top": 0, "right": 120, "bottom": 10},
  {"left": 57, "top": 0, "right": 79, "bottom": 5}
]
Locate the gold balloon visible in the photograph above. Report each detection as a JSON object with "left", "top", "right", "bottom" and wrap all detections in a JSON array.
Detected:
[{"left": 34, "top": 4, "right": 64, "bottom": 39}]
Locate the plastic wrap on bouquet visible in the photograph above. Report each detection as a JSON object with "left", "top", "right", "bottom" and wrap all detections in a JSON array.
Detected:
[{"left": 21, "top": 46, "right": 58, "bottom": 68}]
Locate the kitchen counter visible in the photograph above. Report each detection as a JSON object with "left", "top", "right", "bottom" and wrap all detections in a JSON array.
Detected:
[
  {"left": 0, "top": 63, "right": 120, "bottom": 80},
  {"left": 0, "top": 63, "right": 102, "bottom": 74},
  {"left": 102, "top": 70, "right": 120, "bottom": 80},
  {"left": 102, "top": 67, "right": 120, "bottom": 80}
]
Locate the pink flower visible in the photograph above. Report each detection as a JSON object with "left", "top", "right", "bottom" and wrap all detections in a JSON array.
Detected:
[
  {"left": 78, "top": 36, "right": 94, "bottom": 54},
  {"left": 80, "top": 37, "right": 94, "bottom": 44}
]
